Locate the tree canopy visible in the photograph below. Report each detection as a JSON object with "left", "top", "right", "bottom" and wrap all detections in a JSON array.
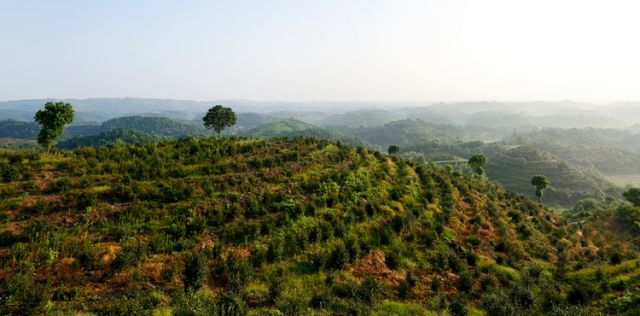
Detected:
[
  {"left": 203, "top": 105, "right": 237, "bottom": 136},
  {"left": 468, "top": 154, "right": 487, "bottom": 176},
  {"left": 388, "top": 144, "right": 400, "bottom": 155},
  {"left": 34, "top": 102, "right": 75, "bottom": 153},
  {"left": 531, "top": 175, "right": 550, "bottom": 203}
]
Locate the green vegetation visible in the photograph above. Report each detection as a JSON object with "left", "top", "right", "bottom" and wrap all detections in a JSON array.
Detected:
[
  {"left": 34, "top": 102, "right": 75, "bottom": 153},
  {"left": 0, "top": 139, "right": 39, "bottom": 150},
  {"left": 203, "top": 105, "right": 237, "bottom": 136},
  {"left": 100, "top": 116, "right": 204, "bottom": 137},
  {"left": 56, "top": 128, "right": 159, "bottom": 149},
  {"left": 531, "top": 175, "right": 550, "bottom": 204},
  {"left": 0, "top": 136, "right": 635, "bottom": 314},
  {"left": 333, "top": 119, "right": 464, "bottom": 150},
  {"left": 0, "top": 120, "right": 40, "bottom": 139},
  {"left": 468, "top": 154, "right": 487, "bottom": 177},
  {"left": 388, "top": 144, "right": 400, "bottom": 155},
  {"left": 245, "top": 118, "right": 319, "bottom": 137},
  {"left": 507, "top": 128, "right": 640, "bottom": 176},
  {"left": 404, "top": 141, "right": 615, "bottom": 207}
]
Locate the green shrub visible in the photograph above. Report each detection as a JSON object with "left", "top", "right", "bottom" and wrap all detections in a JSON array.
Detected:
[
  {"left": 457, "top": 271, "right": 474, "bottom": 293},
  {"left": 111, "top": 238, "right": 147, "bottom": 271},
  {"left": 215, "top": 291, "right": 247, "bottom": 316},
  {"left": 1, "top": 261, "right": 51, "bottom": 315},
  {"left": 328, "top": 242, "right": 349, "bottom": 270},
  {"left": 183, "top": 251, "right": 209, "bottom": 292}
]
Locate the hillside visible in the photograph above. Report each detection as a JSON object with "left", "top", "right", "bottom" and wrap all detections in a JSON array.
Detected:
[
  {"left": 0, "top": 120, "right": 40, "bottom": 140},
  {"left": 244, "top": 118, "right": 320, "bottom": 137},
  {"left": 506, "top": 128, "right": 640, "bottom": 174},
  {"left": 98, "top": 116, "right": 205, "bottom": 137},
  {"left": 56, "top": 128, "right": 159, "bottom": 150},
  {"left": 333, "top": 119, "right": 465, "bottom": 151},
  {"left": 403, "top": 141, "right": 616, "bottom": 207},
  {"left": 0, "top": 116, "right": 206, "bottom": 145},
  {"left": 0, "top": 137, "right": 632, "bottom": 315},
  {"left": 245, "top": 118, "right": 368, "bottom": 147}
]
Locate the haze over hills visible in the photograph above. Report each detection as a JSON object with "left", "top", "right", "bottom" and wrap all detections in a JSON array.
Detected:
[
  {"left": 5, "top": 0, "right": 640, "bottom": 314},
  {"left": 2, "top": 98, "right": 639, "bottom": 128}
]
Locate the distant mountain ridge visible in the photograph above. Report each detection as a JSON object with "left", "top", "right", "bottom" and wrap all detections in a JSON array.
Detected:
[{"left": 2, "top": 98, "right": 638, "bottom": 128}]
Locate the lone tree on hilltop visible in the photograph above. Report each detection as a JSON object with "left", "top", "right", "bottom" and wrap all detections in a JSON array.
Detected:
[
  {"left": 388, "top": 144, "right": 400, "bottom": 155},
  {"left": 203, "top": 105, "right": 237, "bottom": 137},
  {"left": 468, "top": 154, "right": 487, "bottom": 176},
  {"left": 531, "top": 175, "right": 550, "bottom": 204},
  {"left": 34, "top": 102, "right": 75, "bottom": 153}
]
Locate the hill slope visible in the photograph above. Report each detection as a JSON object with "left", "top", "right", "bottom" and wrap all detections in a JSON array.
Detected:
[
  {"left": 404, "top": 141, "right": 615, "bottom": 207},
  {"left": 0, "top": 137, "right": 630, "bottom": 315},
  {"left": 506, "top": 128, "right": 640, "bottom": 175},
  {"left": 56, "top": 128, "right": 159, "bottom": 149}
]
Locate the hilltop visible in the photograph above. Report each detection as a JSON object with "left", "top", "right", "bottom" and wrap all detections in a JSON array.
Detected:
[{"left": 0, "top": 136, "right": 634, "bottom": 315}]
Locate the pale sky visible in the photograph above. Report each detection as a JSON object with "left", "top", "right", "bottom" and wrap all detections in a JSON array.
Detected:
[{"left": 1, "top": 0, "right": 639, "bottom": 102}]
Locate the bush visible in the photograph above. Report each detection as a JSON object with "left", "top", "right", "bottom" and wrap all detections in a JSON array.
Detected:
[
  {"left": 481, "top": 291, "right": 516, "bottom": 316},
  {"left": 327, "top": 243, "right": 349, "bottom": 270},
  {"left": 610, "top": 252, "right": 622, "bottom": 265},
  {"left": 96, "top": 290, "right": 162, "bottom": 316},
  {"left": 111, "top": 238, "right": 147, "bottom": 271},
  {"left": 49, "top": 177, "right": 72, "bottom": 193},
  {"left": 398, "top": 279, "right": 412, "bottom": 298},
  {"left": 268, "top": 268, "right": 285, "bottom": 302},
  {"left": 359, "top": 277, "right": 380, "bottom": 304},
  {"left": 431, "top": 277, "right": 441, "bottom": 293},
  {"left": 385, "top": 249, "right": 402, "bottom": 270},
  {"left": 74, "top": 239, "right": 103, "bottom": 270},
  {"left": 183, "top": 252, "right": 209, "bottom": 292},
  {"left": 276, "top": 289, "right": 309, "bottom": 316},
  {"left": 172, "top": 289, "right": 217, "bottom": 316},
  {"left": 309, "top": 292, "right": 332, "bottom": 309},
  {"left": 216, "top": 290, "right": 248, "bottom": 316},
  {"left": 449, "top": 296, "right": 469, "bottom": 316},
  {"left": 225, "top": 253, "right": 251, "bottom": 292},
  {"left": 457, "top": 271, "right": 474, "bottom": 293},
  {"left": 1, "top": 261, "right": 51, "bottom": 315}
]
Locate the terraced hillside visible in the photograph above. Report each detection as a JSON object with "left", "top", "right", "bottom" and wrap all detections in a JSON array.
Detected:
[
  {"left": 0, "top": 137, "right": 630, "bottom": 315},
  {"left": 404, "top": 141, "right": 615, "bottom": 207},
  {"left": 506, "top": 128, "right": 640, "bottom": 176}
]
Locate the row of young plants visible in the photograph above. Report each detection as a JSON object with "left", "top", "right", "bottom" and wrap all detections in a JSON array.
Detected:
[{"left": 0, "top": 136, "right": 635, "bottom": 315}]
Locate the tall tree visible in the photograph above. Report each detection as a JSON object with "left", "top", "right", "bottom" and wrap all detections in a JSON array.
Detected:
[
  {"left": 34, "top": 102, "right": 75, "bottom": 153},
  {"left": 388, "top": 144, "right": 400, "bottom": 155},
  {"left": 468, "top": 154, "right": 487, "bottom": 176},
  {"left": 203, "top": 105, "right": 237, "bottom": 137},
  {"left": 531, "top": 175, "right": 550, "bottom": 204}
]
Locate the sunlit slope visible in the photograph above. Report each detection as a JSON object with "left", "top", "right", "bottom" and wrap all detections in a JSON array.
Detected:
[{"left": 0, "top": 137, "right": 624, "bottom": 314}]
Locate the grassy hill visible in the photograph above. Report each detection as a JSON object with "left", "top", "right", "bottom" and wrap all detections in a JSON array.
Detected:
[{"left": 0, "top": 137, "right": 632, "bottom": 315}]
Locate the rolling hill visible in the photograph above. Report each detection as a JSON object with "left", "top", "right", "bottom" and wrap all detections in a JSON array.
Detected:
[{"left": 0, "top": 136, "right": 634, "bottom": 315}]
